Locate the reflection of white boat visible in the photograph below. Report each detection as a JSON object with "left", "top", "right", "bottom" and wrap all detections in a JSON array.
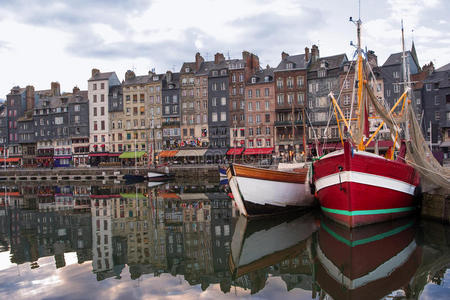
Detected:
[
  {"left": 227, "top": 163, "right": 316, "bottom": 217},
  {"left": 147, "top": 181, "right": 165, "bottom": 188},
  {"left": 147, "top": 169, "right": 174, "bottom": 182},
  {"left": 229, "top": 212, "right": 318, "bottom": 278}
]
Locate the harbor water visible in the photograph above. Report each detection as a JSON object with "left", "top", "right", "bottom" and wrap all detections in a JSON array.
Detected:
[{"left": 0, "top": 179, "right": 448, "bottom": 299}]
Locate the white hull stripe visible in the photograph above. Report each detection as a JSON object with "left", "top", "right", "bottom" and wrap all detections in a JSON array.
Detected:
[
  {"left": 315, "top": 171, "right": 416, "bottom": 195},
  {"left": 317, "top": 240, "right": 417, "bottom": 290}
]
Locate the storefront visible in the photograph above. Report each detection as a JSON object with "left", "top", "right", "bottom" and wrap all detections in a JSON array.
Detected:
[{"left": 119, "top": 151, "right": 148, "bottom": 166}]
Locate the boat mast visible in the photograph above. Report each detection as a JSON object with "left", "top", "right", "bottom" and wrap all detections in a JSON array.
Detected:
[
  {"left": 401, "top": 20, "right": 411, "bottom": 141},
  {"left": 355, "top": 17, "right": 366, "bottom": 150}
]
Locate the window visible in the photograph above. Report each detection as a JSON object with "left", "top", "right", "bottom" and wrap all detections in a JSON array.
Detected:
[
  {"left": 93, "top": 121, "right": 98, "bottom": 131},
  {"left": 74, "top": 115, "right": 80, "bottom": 123},
  {"left": 386, "top": 89, "right": 391, "bottom": 97},
  {"left": 255, "top": 101, "right": 260, "bottom": 110},
  {"left": 343, "top": 94, "right": 351, "bottom": 105},
  {"left": 318, "top": 70, "right": 326, "bottom": 77},
  {"left": 232, "top": 74, "right": 236, "bottom": 82},
  {"left": 297, "top": 93, "right": 304, "bottom": 104},
  {"left": 265, "top": 101, "right": 270, "bottom": 110},
  {"left": 265, "top": 114, "right": 270, "bottom": 123},
  {"left": 266, "top": 126, "right": 270, "bottom": 134},
  {"left": 248, "top": 90, "right": 252, "bottom": 98},
  {"left": 277, "top": 79, "right": 283, "bottom": 89},
  {"left": 239, "top": 74, "right": 244, "bottom": 82},
  {"left": 393, "top": 84, "right": 400, "bottom": 93},
  {"left": 101, "top": 120, "right": 105, "bottom": 130},
  {"left": 220, "top": 112, "right": 226, "bottom": 121},
  {"left": 277, "top": 94, "right": 284, "bottom": 104},
  {"left": 435, "top": 111, "right": 440, "bottom": 121},
  {"left": 287, "top": 94, "right": 294, "bottom": 104},
  {"left": 426, "top": 84, "right": 432, "bottom": 91},
  {"left": 251, "top": 77, "right": 256, "bottom": 84},
  {"left": 286, "top": 63, "right": 293, "bottom": 69},
  {"left": 249, "top": 128, "right": 254, "bottom": 136},
  {"left": 287, "top": 78, "right": 294, "bottom": 88},
  {"left": 101, "top": 106, "right": 105, "bottom": 116},
  {"left": 93, "top": 95, "right": 97, "bottom": 103},
  {"left": 212, "top": 97, "right": 217, "bottom": 106},
  {"left": 393, "top": 71, "right": 400, "bottom": 78},
  {"left": 212, "top": 113, "right": 218, "bottom": 122},
  {"left": 297, "top": 76, "right": 304, "bottom": 87},
  {"left": 221, "top": 97, "right": 226, "bottom": 106},
  {"left": 74, "top": 104, "right": 80, "bottom": 112},
  {"left": 248, "top": 115, "right": 253, "bottom": 123},
  {"left": 435, "top": 95, "right": 440, "bottom": 105},
  {"left": 93, "top": 83, "right": 97, "bottom": 90},
  {"left": 264, "top": 88, "right": 269, "bottom": 96},
  {"left": 248, "top": 102, "right": 253, "bottom": 111},
  {"left": 55, "top": 117, "right": 63, "bottom": 125},
  {"left": 416, "top": 98, "right": 421, "bottom": 105},
  {"left": 256, "top": 114, "right": 261, "bottom": 123},
  {"left": 101, "top": 94, "right": 104, "bottom": 102}
]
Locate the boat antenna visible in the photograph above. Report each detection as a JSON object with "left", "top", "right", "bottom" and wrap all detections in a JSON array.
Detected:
[{"left": 401, "top": 19, "right": 411, "bottom": 141}]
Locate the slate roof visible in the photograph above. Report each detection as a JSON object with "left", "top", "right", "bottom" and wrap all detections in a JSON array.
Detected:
[
  {"left": 308, "top": 54, "right": 347, "bottom": 71},
  {"left": 7, "top": 87, "right": 26, "bottom": 96},
  {"left": 247, "top": 67, "right": 274, "bottom": 84},
  {"left": 180, "top": 62, "right": 196, "bottom": 74},
  {"left": 382, "top": 51, "right": 412, "bottom": 67},
  {"left": 123, "top": 74, "right": 152, "bottom": 86},
  {"left": 275, "top": 54, "right": 309, "bottom": 71},
  {"left": 196, "top": 61, "right": 214, "bottom": 76},
  {"left": 88, "top": 71, "right": 115, "bottom": 82},
  {"left": 436, "top": 62, "right": 450, "bottom": 72},
  {"left": 162, "top": 72, "right": 181, "bottom": 89},
  {"left": 68, "top": 90, "right": 89, "bottom": 104}
]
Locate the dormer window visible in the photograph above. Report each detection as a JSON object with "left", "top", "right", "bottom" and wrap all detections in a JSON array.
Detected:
[
  {"left": 318, "top": 70, "right": 327, "bottom": 78},
  {"left": 264, "top": 76, "right": 270, "bottom": 82},
  {"left": 220, "top": 69, "right": 227, "bottom": 75},
  {"left": 212, "top": 70, "right": 218, "bottom": 76},
  {"left": 169, "top": 84, "right": 174, "bottom": 89},
  {"left": 320, "top": 61, "right": 328, "bottom": 68},
  {"left": 153, "top": 76, "right": 159, "bottom": 81},
  {"left": 251, "top": 77, "right": 257, "bottom": 84},
  {"left": 286, "top": 63, "right": 293, "bottom": 69},
  {"left": 185, "top": 67, "right": 190, "bottom": 72}
]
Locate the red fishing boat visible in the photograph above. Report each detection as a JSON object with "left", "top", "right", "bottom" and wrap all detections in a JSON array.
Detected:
[{"left": 312, "top": 18, "right": 420, "bottom": 227}]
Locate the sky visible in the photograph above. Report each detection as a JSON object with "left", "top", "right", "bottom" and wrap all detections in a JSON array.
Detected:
[{"left": 0, "top": 0, "right": 449, "bottom": 98}]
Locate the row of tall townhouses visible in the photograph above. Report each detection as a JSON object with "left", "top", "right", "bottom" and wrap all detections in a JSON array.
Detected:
[{"left": 2, "top": 44, "right": 449, "bottom": 166}]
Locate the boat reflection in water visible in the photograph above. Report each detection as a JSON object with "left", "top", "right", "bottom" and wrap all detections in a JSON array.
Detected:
[
  {"left": 229, "top": 212, "right": 319, "bottom": 293},
  {"left": 315, "top": 216, "right": 422, "bottom": 300}
]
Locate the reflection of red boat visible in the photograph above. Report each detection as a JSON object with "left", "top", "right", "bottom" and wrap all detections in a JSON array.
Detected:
[{"left": 315, "top": 217, "right": 421, "bottom": 300}]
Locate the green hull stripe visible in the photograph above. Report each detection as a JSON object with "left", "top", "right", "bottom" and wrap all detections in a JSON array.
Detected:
[
  {"left": 322, "top": 221, "right": 414, "bottom": 247},
  {"left": 321, "top": 206, "right": 415, "bottom": 216}
]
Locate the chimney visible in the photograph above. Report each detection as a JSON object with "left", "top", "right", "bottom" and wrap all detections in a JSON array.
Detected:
[
  {"left": 242, "top": 51, "right": 250, "bottom": 61},
  {"left": 214, "top": 52, "right": 225, "bottom": 64},
  {"left": 281, "top": 51, "right": 289, "bottom": 60},
  {"left": 166, "top": 70, "right": 172, "bottom": 83},
  {"left": 305, "top": 47, "right": 310, "bottom": 62},
  {"left": 195, "top": 52, "right": 204, "bottom": 71},
  {"left": 73, "top": 86, "right": 80, "bottom": 94},
  {"left": 311, "top": 45, "right": 319, "bottom": 62},
  {"left": 125, "top": 70, "right": 135, "bottom": 81},
  {"left": 91, "top": 68, "right": 100, "bottom": 78},
  {"left": 367, "top": 50, "right": 378, "bottom": 68},
  {"left": 51, "top": 82, "right": 60, "bottom": 96},
  {"left": 25, "top": 85, "right": 35, "bottom": 111}
]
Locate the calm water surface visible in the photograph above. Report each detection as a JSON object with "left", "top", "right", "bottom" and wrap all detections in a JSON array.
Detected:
[{"left": 0, "top": 180, "right": 448, "bottom": 300}]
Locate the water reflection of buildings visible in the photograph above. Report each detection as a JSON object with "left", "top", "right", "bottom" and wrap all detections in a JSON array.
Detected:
[{"left": 0, "top": 183, "right": 449, "bottom": 298}]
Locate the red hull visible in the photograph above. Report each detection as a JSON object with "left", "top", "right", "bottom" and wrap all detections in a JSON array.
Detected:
[{"left": 313, "top": 141, "right": 420, "bottom": 227}]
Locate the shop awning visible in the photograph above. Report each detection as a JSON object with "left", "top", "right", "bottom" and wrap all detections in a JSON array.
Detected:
[
  {"left": 175, "top": 149, "right": 208, "bottom": 157},
  {"left": 119, "top": 151, "right": 147, "bottom": 159},
  {"left": 243, "top": 147, "right": 274, "bottom": 155},
  {"left": 89, "top": 152, "right": 109, "bottom": 157},
  {"left": 205, "top": 148, "right": 227, "bottom": 156},
  {"left": 226, "top": 147, "right": 244, "bottom": 155},
  {"left": 120, "top": 193, "right": 147, "bottom": 200},
  {"left": 159, "top": 150, "right": 179, "bottom": 158},
  {"left": 0, "top": 157, "right": 21, "bottom": 163}
]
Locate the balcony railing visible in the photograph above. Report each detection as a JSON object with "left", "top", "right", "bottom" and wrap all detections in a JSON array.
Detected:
[{"left": 274, "top": 120, "right": 303, "bottom": 126}]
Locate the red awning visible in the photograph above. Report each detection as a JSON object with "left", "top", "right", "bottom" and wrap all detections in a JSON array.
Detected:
[
  {"left": 108, "top": 153, "right": 121, "bottom": 157},
  {"left": 243, "top": 147, "right": 274, "bottom": 155},
  {"left": 54, "top": 156, "right": 72, "bottom": 159},
  {"left": 89, "top": 153, "right": 109, "bottom": 157},
  {"left": 227, "top": 148, "right": 244, "bottom": 155},
  {"left": 0, "top": 157, "right": 21, "bottom": 163}
]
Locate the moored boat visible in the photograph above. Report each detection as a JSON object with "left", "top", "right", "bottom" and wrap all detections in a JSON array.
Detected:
[
  {"left": 313, "top": 141, "right": 419, "bottom": 227},
  {"left": 312, "top": 17, "right": 422, "bottom": 227},
  {"left": 147, "top": 169, "right": 174, "bottom": 182},
  {"left": 227, "top": 163, "right": 316, "bottom": 218}
]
